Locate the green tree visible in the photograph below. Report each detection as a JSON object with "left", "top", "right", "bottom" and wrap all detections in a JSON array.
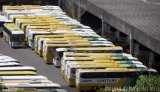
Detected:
[
  {"left": 0, "top": 83, "right": 3, "bottom": 92},
  {"left": 0, "top": 83, "right": 5, "bottom": 92},
  {"left": 135, "top": 75, "right": 160, "bottom": 92},
  {"left": 97, "top": 75, "right": 160, "bottom": 92}
]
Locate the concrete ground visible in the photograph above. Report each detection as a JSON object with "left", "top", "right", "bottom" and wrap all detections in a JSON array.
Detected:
[{"left": 0, "top": 38, "right": 78, "bottom": 92}]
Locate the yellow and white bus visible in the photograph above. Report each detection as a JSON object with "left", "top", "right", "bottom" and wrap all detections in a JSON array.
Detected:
[
  {"left": 62, "top": 58, "right": 142, "bottom": 75},
  {"left": 34, "top": 34, "right": 80, "bottom": 52},
  {"left": 38, "top": 37, "right": 90, "bottom": 55},
  {"left": 3, "top": 5, "right": 41, "bottom": 11},
  {"left": 0, "top": 55, "right": 16, "bottom": 59},
  {"left": 43, "top": 43, "right": 117, "bottom": 63},
  {"left": 3, "top": 10, "right": 37, "bottom": 20},
  {"left": 3, "top": 23, "right": 25, "bottom": 48},
  {"left": 0, "top": 75, "right": 48, "bottom": 80},
  {"left": 25, "top": 24, "right": 67, "bottom": 38},
  {"left": 61, "top": 52, "right": 137, "bottom": 63},
  {"left": 12, "top": 15, "right": 54, "bottom": 23},
  {"left": 56, "top": 46, "right": 123, "bottom": 66},
  {"left": 0, "top": 66, "right": 36, "bottom": 72},
  {"left": 61, "top": 52, "right": 137, "bottom": 71},
  {"left": 0, "top": 57, "right": 19, "bottom": 63},
  {"left": 2, "top": 81, "right": 62, "bottom": 92},
  {"left": 0, "top": 15, "right": 12, "bottom": 27},
  {"left": 0, "top": 71, "right": 37, "bottom": 76},
  {"left": 75, "top": 68, "right": 150, "bottom": 91},
  {"left": 0, "top": 62, "right": 22, "bottom": 67},
  {"left": 61, "top": 53, "right": 139, "bottom": 75},
  {"left": 63, "top": 52, "right": 135, "bottom": 58},
  {"left": 25, "top": 26, "right": 72, "bottom": 46},
  {"left": 28, "top": 29, "right": 99, "bottom": 49},
  {"left": 0, "top": 79, "right": 52, "bottom": 84},
  {"left": 65, "top": 62, "right": 147, "bottom": 86},
  {"left": 2, "top": 88, "right": 67, "bottom": 92},
  {"left": 43, "top": 43, "right": 91, "bottom": 63},
  {"left": 36, "top": 34, "right": 110, "bottom": 56},
  {"left": 64, "top": 59, "right": 143, "bottom": 72},
  {"left": 16, "top": 19, "right": 60, "bottom": 32}
]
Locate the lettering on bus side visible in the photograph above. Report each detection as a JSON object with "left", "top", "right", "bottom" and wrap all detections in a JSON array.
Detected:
[
  {"left": 81, "top": 78, "right": 119, "bottom": 83},
  {"left": 81, "top": 80, "right": 92, "bottom": 83},
  {"left": 97, "top": 78, "right": 117, "bottom": 83}
]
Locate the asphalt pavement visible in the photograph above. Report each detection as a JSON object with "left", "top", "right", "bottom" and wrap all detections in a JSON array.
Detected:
[{"left": 0, "top": 37, "right": 78, "bottom": 92}]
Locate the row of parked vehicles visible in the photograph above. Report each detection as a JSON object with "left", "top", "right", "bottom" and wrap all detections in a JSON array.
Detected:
[
  {"left": 0, "top": 54, "right": 66, "bottom": 92},
  {"left": 1, "top": 5, "right": 157, "bottom": 91}
]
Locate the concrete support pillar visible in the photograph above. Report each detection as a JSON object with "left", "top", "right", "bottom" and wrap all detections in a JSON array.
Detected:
[
  {"left": 71, "top": 0, "right": 76, "bottom": 19},
  {"left": 77, "top": 6, "right": 81, "bottom": 22},
  {"left": 58, "top": 0, "right": 61, "bottom": 7},
  {"left": 129, "top": 30, "right": 134, "bottom": 55},
  {"left": 104, "top": 23, "right": 111, "bottom": 38},
  {"left": 16, "top": 0, "right": 19, "bottom": 5},
  {"left": 149, "top": 52, "right": 154, "bottom": 68},
  {"left": 101, "top": 17, "right": 104, "bottom": 37}
]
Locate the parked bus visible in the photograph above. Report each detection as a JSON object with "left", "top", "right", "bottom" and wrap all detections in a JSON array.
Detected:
[
  {"left": 63, "top": 59, "right": 143, "bottom": 74},
  {"left": 61, "top": 52, "right": 137, "bottom": 72},
  {"left": 34, "top": 34, "right": 81, "bottom": 52},
  {"left": 0, "top": 71, "right": 37, "bottom": 76},
  {"left": 56, "top": 46, "right": 123, "bottom": 67},
  {"left": 75, "top": 68, "right": 150, "bottom": 91},
  {"left": 27, "top": 29, "right": 97, "bottom": 49},
  {"left": 0, "top": 56, "right": 18, "bottom": 60},
  {"left": 2, "top": 82, "right": 62, "bottom": 92},
  {"left": 65, "top": 63, "right": 146, "bottom": 86},
  {"left": 0, "top": 62, "right": 22, "bottom": 67},
  {"left": 37, "top": 37, "right": 90, "bottom": 55},
  {"left": 0, "top": 66, "right": 36, "bottom": 71},
  {"left": 0, "top": 75, "right": 48, "bottom": 80},
  {"left": 43, "top": 43, "right": 117, "bottom": 64},
  {"left": 36, "top": 34, "right": 109, "bottom": 56},
  {"left": 0, "top": 58, "right": 19, "bottom": 63},
  {"left": 12, "top": 15, "right": 53, "bottom": 23},
  {"left": 0, "top": 79, "right": 52, "bottom": 84},
  {"left": 34, "top": 35, "right": 86, "bottom": 51},
  {"left": 53, "top": 46, "right": 122, "bottom": 67},
  {"left": 3, "top": 23, "right": 25, "bottom": 48},
  {"left": 2, "top": 88, "right": 67, "bottom": 92},
  {"left": 61, "top": 52, "right": 138, "bottom": 69}
]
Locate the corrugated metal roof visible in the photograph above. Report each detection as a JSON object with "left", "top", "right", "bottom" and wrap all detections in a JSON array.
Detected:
[{"left": 73, "top": 0, "right": 160, "bottom": 54}]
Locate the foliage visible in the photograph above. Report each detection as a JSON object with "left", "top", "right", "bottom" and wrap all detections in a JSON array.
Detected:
[
  {"left": 0, "top": 83, "right": 3, "bottom": 92},
  {"left": 134, "top": 75, "right": 160, "bottom": 92},
  {"left": 96, "top": 75, "right": 160, "bottom": 92},
  {"left": 0, "top": 83, "right": 5, "bottom": 92}
]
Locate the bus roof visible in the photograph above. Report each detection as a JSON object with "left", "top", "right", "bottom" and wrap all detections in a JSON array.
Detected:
[
  {"left": 0, "top": 75, "right": 48, "bottom": 80},
  {"left": 77, "top": 68, "right": 148, "bottom": 73},
  {"left": 63, "top": 52, "right": 130, "bottom": 56},
  {"left": 0, "top": 62, "right": 22, "bottom": 67},
  {"left": 4, "top": 23, "right": 23, "bottom": 34},
  {"left": 35, "top": 34, "right": 79, "bottom": 38},
  {"left": 3, "top": 82, "right": 61, "bottom": 88},
  {"left": 1, "top": 79, "right": 53, "bottom": 84},
  {"left": 66, "top": 60, "right": 142, "bottom": 65},
  {"left": 56, "top": 46, "right": 122, "bottom": 52},
  {"left": 62, "top": 56, "right": 137, "bottom": 61},
  {"left": 0, "top": 71, "right": 37, "bottom": 75},
  {"left": 0, "top": 66, "right": 36, "bottom": 71},
  {"left": 68, "top": 63, "right": 146, "bottom": 69}
]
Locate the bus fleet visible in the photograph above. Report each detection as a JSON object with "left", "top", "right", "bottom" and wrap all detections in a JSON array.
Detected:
[{"left": 1, "top": 5, "right": 157, "bottom": 92}]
